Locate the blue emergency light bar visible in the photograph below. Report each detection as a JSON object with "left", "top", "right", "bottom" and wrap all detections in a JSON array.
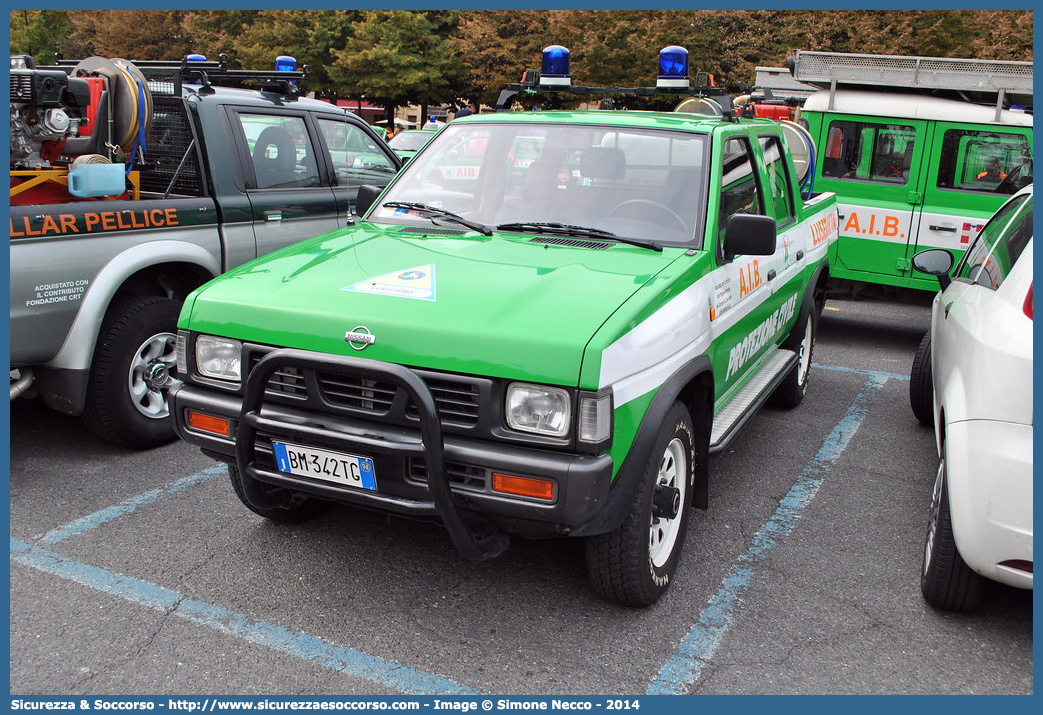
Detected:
[
  {"left": 496, "top": 45, "right": 733, "bottom": 116},
  {"left": 540, "top": 45, "right": 571, "bottom": 86},
  {"left": 275, "top": 55, "right": 297, "bottom": 73},
  {"left": 658, "top": 46, "right": 690, "bottom": 88},
  {"left": 186, "top": 54, "right": 207, "bottom": 62}
]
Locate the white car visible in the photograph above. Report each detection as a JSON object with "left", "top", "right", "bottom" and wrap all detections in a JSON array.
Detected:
[{"left": 909, "top": 183, "right": 1033, "bottom": 612}]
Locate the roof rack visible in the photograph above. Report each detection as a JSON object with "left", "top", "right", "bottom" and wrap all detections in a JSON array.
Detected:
[
  {"left": 788, "top": 50, "right": 1032, "bottom": 120},
  {"left": 496, "top": 69, "right": 736, "bottom": 116},
  {"left": 50, "top": 53, "right": 309, "bottom": 98}
]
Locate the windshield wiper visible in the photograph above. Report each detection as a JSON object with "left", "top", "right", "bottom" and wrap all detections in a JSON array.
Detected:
[
  {"left": 495, "top": 221, "right": 662, "bottom": 251},
  {"left": 382, "top": 202, "right": 492, "bottom": 236}
]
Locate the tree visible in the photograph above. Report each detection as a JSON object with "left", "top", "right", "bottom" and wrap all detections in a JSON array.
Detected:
[
  {"left": 331, "top": 11, "right": 465, "bottom": 122},
  {"left": 219, "top": 10, "right": 363, "bottom": 98},
  {"left": 65, "top": 10, "right": 189, "bottom": 60},
  {"left": 180, "top": 11, "right": 259, "bottom": 61},
  {"left": 9, "top": 10, "right": 78, "bottom": 63}
]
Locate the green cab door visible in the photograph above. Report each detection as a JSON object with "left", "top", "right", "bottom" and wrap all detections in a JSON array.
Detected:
[
  {"left": 810, "top": 115, "right": 931, "bottom": 288},
  {"left": 229, "top": 109, "right": 342, "bottom": 260},
  {"left": 708, "top": 132, "right": 789, "bottom": 403}
]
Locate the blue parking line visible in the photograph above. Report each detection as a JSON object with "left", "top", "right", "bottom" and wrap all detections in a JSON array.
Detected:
[
  {"left": 17, "top": 361, "right": 894, "bottom": 695},
  {"left": 813, "top": 362, "right": 910, "bottom": 381},
  {"left": 38, "top": 464, "right": 227, "bottom": 546},
  {"left": 647, "top": 374, "right": 888, "bottom": 694},
  {"left": 11, "top": 538, "right": 477, "bottom": 695}
]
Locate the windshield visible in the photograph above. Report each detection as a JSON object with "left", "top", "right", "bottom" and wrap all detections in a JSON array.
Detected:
[
  {"left": 389, "top": 131, "right": 434, "bottom": 151},
  {"left": 370, "top": 122, "right": 708, "bottom": 245}
]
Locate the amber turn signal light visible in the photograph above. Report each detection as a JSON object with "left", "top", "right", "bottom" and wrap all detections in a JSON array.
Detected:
[
  {"left": 187, "top": 410, "right": 230, "bottom": 437},
  {"left": 492, "top": 472, "right": 555, "bottom": 500}
]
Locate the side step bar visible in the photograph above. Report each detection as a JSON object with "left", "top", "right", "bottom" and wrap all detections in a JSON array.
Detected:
[{"left": 710, "top": 348, "right": 797, "bottom": 454}]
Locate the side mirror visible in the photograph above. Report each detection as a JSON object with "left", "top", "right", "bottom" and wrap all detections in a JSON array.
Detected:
[
  {"left": 723, "top": 214, "right": 776, "bottom": 261},
  {"left": 911, "top": 248, "right": 954, "bottom": 291},
  {"left": 355, "top": 184, "right": 382, "bottom": 217}
]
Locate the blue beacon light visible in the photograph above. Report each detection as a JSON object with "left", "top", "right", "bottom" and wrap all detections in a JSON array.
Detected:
[
  {"left": 186, "top": 54, "right": 207, "bottom": 62},
  {"left": 275, "top": 55, "right": 298, "bottom": 73},
  {"left": 540, "top": 45, "right": 571, "bottom": 86},
  {"left": 657, "top": 46, "right": 690, "bottom": 89}
]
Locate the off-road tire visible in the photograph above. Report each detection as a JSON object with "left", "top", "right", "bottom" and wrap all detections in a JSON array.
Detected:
[
  {"left": 770, "top": 305, "right": 816, "bottom": 408},
  {"left": 585, "top": 402, "right": 697, "bottom": 607},
  {"left": 920, "top": 455, "right": 986, "bottom": 612},
  {"left": 229, "top": 465, "right": 326, "bottom": 524},
  {"left": 81, "top": 296, "right": 181, "bottom": 449},
  {"left": 909, "top": 330, "right": 934, "bottom": 426}
]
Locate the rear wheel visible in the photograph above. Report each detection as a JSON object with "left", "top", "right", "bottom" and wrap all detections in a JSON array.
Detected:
[
  {"left": 82, "top": 296, "right": 181, "bottom": 449},
  {"left": 920, "top": 455, "right": 986, "bottom": 612},
  {"left": 909, "top": 331, "right": 934, "bottom": 426},
  {"left": 586, "top": 402, "right": 696, "bottom": 607},
  {"left": 229, "top": 465, "right": 326, "bottom": 524},
  {"left": 770, "top": 307, "right": 816, "bottom": 408}
]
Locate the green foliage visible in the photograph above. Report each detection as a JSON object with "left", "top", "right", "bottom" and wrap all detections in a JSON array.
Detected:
[
  {"left": 331, "top": 10, "right": 464, "bottom": 115},
  {"left": 10, "top": 10, "right": 81, "bottom": 63},
  {"left": 12, "top": 10, "right": 1033, "bottom": 112}
]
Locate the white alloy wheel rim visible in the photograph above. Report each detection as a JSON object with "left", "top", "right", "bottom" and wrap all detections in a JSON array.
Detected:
[
  {"left": 923, "top": 459, "right": 945, "bottom": 575},
  {"left": 649, "top": 437, "right": 687, "bottom": 568},
  {"left": 128, "top": 331, "right": 178, "bottom": 419},
  {"left": 797, "top": 318, "right": 813, "bottom": 383}
]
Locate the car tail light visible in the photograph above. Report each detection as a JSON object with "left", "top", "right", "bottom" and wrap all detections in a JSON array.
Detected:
[{"left": 1024, "top": 283, "right": 1033, "bottom": 320}]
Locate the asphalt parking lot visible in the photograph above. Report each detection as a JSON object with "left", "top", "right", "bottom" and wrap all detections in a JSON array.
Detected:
[{"left": 8, "top": 293, "right": 1033, "bottom": 696}]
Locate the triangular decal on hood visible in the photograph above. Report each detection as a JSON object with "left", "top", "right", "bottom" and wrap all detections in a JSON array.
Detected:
[{"left": 342, "top": 264, "right": 437, "bottom": 301}]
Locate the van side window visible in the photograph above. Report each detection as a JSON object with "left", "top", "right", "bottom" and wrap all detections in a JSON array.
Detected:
[
  {"left": 718, "top": 137, "right": 765, "bottom": 244},
  {"left": 758, "top": 135, "right": 795, "bottom": 229},
  {"left": 821, "top": 120, "right": 916, "bottom": 185},
  {"left": 936, "top": 129, "right": 1031, "bottom": 196},
  {"left": 957, "top": 193, "right": 1032, "bottom": 290}
]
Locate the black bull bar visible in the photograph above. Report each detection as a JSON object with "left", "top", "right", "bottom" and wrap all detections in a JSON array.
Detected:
[{"left": 234, "top": 349, "right": 510, "bottom": 561}]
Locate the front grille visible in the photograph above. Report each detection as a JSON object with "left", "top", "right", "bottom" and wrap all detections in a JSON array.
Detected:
[
  {"left": 405, "top": 377, "right": 480, "bottom": 426},
  {"left": 409, "top": 459, "right": 487, "bottom": 490},
  {"left": 245, "top": 347, "right": 488, "bottom": 430},
  {"left": 266, "top": 366, "right": 306, "bottom": 398},
  {"left": 319, "top": 374, "right": 397, "bottom": 413}
]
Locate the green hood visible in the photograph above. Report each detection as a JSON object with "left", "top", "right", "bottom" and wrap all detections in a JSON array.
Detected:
[{"left": 185, "top": 224, "right": 680, "bottom": 386}]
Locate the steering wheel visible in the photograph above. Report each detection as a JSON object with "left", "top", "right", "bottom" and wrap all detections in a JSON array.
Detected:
[
  {"left": 609, "top": 199, "right": 688, "bottom": 233},
  {"left": 993, "top": 164, "right": 1022, "bottom": 194}
]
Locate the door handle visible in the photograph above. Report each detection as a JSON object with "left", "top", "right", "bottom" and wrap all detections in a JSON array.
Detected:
[
  {"left": 264, "top": 210, "right": 283, "bottom": 222},
  {"left": 929, "top": 225, "right": 957, "bottom": 233},
  {"left": 796, "top": 250, "right": 804, "bottom": 261},
  {"left": 766, "top": 269, "right": 777, "bottom": 282},
  {"left": 943, "top": 301, "right": 954, "bottom": 318}
]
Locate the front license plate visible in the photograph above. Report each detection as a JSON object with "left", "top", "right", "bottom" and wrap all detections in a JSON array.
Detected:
[{"left": 271, "top": 441, "right": 377, "bottom": 491}]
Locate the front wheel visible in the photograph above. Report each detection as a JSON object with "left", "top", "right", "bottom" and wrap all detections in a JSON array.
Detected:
[
  {"left": 82, "top": 296, "right": 181, "bottom": 449},
  {"left": 920, "top": 455, "right": 986, "bottom": 612},
  {"left": 585, "top": 402, "right": 697, "bottom": 607},
  {"left": 770, "top": 307, "right": 816, "bottom": 408},
  {"left": 228, "top": 465, "right": 326, "bottom": 524},
  {"left": 909, "top": 330, "right": 934, "bottom": 426}
]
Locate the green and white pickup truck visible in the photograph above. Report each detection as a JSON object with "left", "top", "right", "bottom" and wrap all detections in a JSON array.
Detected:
[{"left": 170, "top": 64, "right": 838, "bottom": 605}]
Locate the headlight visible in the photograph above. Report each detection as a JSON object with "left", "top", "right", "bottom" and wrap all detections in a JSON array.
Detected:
[
  {"left": 506, "top": 383, "right": 571, "bottom": 437},
  {"left": 195, "top": 335, "right": 242, "bottom": 382}
]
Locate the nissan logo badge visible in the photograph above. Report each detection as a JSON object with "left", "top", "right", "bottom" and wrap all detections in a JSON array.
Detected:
[{"left": 344, "top": 326, "right": 376, "bottom": 351}]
